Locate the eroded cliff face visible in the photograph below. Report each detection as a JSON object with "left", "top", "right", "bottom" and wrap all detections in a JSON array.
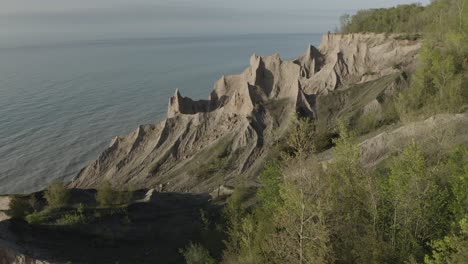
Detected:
[{"left": 70, "top": 33, "right": 422, "bottom": 192}]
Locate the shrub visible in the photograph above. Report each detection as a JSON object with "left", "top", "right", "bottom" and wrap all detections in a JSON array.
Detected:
[
  {"left": 180, "top": 243, "right": 215, "bottom": 264},
  {"left": 56, "top": 206, "right": 86, "bottom": 226},
  {"left": 25, "top": 211, "right": 47, "bottom": 225},
  {"left": 96, "top": 181, "right": 133, "bottom": 207},
  {"left": 312, "top": 130, "right": 336, "bottom": 153},
  {"left": 96, "top": 182, "right": 115, "bottom": 206},
  {"left": 44, "top": 180, "right": 70, "bottom": 208},
  {"left": 355, "top": 111, "right": 380, "bottom": 134},
  {"left": 56, "top": 212, "right": 85, "bottom": 226},
  {"left": 7, "top": 196, "right": 33, "bottom": 219}
]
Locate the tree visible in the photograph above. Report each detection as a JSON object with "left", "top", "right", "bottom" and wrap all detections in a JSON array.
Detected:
[
  {"left": 283, "top": 116, "right": 315, "bottom": 159},
  {"left": 425, "top": 216, "right": 468, "bottom": 264},
  {"left": 340, "top": 14, "right": 351, "bottom": 32},
  {"left": 327, "top": 121, "right": 383, "bottom": 262},
  {"left": 181, "top": 243, "right": 216, "bottom": 264},
  {"left": 44, "top": 180, "right": 70, "bottom": 208},
  {"left": 386, "top": 143, "right": 451, "bottom": 261},
  {"left": 263, "top": 158, "right": 333, "bottom": 264},
  {"left": 445, "top": 146, "right": 468, "bottom": 223},
  {"left": 7, "top": 196, "right": 33, "bottom": 219}
]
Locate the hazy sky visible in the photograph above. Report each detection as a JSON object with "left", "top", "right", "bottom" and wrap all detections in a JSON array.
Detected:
[{"left": 0, "top": 0, "right": 429, "bottom": 41}]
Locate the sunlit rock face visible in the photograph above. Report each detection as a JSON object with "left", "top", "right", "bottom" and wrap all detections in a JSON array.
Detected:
[{"left": 70, "top": 33, "right": 422, "bottom": 193}]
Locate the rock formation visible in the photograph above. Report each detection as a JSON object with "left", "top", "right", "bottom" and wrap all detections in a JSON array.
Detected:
[{"left": 70, "top": 33, "right": 422, "bottom": 192}]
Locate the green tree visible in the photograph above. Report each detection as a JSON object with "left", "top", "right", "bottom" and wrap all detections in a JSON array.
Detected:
[
  {"left": 283, "top": 116, "right": 315, "bottom": 159},
  {"left": 7, "top": 196, "right": 33, "bottom": 219},
  {"left": 327, "top": 121, "right": 383, "bottom": 262},
  {"left": 181, "top": 243, "right": 216, "bottom": 264},
  {"left": 395, "top": 0, "right": 468, "bottom": 118},
  {"left": 263, "top": 159, "right": 333, "bottom": 264},
  {"left": 445, "top": 146, "right": 468, "bottom": 223},
  {"left": 44, "top": 180, "right": 70, "bottom": 208},
  {"left": 425, "top": 216, "right": 468, "bottom": 264},
  {"left": 386, "top": 143, "right": 451, "bottom": 261}
]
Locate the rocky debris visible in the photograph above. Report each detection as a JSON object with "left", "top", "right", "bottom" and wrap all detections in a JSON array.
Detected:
[
  {"left": 0, "top": 196, "right": 12, "bottom": 222},
  {"left": 210, "top": 185, "right": 235, "bottom": 199},
  {"left": 70, "top": 33, "right": 422, "bottom": 192},
  {"left": 0, "top": 245, "right": 50, "bottom": 264},
  {"left": 0, "top": 196, "right": 11, "bottom": 211}
]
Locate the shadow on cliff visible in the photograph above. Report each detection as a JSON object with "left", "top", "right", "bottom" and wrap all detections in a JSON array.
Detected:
[{"left": 0, "top": 190, "right": 225, "bottom": 264}]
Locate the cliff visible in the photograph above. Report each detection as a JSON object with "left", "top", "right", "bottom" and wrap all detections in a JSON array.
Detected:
[{"left": 70, "top": 33, "right": 422, "bottom": 192}]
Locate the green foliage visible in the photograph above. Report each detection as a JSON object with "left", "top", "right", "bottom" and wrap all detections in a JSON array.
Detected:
[
  {"left": 283, "top": 116, "right": 315, "bottom": 158},
  {"left": 327, "top": 121, "right": 385, "bottom": 262},
  {"left": 312, "top": 130, "right": 335, "bottom": 153},
  {"left": 354, "top": 99, "right": 399, "bottom": 135},
  {"left": 96, "top": 181, "right": 133, "bottom": 207},
  {"left": 395, "top": 0, "right": 468, "bottom": 120},
  {"left": 220, "top": 2, "right": 468, "bottom": 262},
  {"left": 264, "top": 159, "right": 333, "bottom": 264},
  {"left": 55, "top": 206, "right": 87, "bottom": 226},
  {"left": 25, "top": 210, "right": 47, "bottom": 225},
  {"left": 256, "top": 162, "right": 282, "bottom": 214},
  {"left": 383, "top": 143, "right": 452, "bottom": 261},
  {"left": 180, "top": 243, "right": 216, "bottom": 264},
  {"left": 222, "top": 139, "right": 467, "bottom": 263},
  {"left": 425, "top": 217, "right": 468, "bottom": 264},
  {"left": 341, "top": 4, "right": 427, "bottom": 33},
  {"left": 222, "top": 164, "right": 283, "bottom": 263},
  {"left": 340, "top": 0, "right": 468, "bottom": 120},
  {"left": 55, "top": 212, "right": 84, "bottom": 226},
  {"left": 222, "top": 186, "right": 249, "bottom": 260},
  {"left": 445, "top": 146, "right": 468, "bottom": 223},
  {"left": 7, "top": 196, "right": 33, "bottom": 219},
  {"left": 44, "top": 180, "right": 70, "bottom": 208}
]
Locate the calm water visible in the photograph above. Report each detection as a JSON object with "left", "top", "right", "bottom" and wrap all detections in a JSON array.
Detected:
[{"left": 0, "top": 33, "right": 322, "bottom": 194}]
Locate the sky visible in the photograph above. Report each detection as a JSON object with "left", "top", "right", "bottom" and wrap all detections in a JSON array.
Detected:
[{"left": 0, "top": 0, "right": 430, "bottom": 41}]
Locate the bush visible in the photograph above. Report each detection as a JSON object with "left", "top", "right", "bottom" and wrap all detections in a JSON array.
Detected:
[
  {"left": 44, "top": 180, "right": 70, "bottom": 208},
  {"left": 96, "top": 182, "right": 116, "bottom": 206},
  {"left": 312, "top": 130, "right": 336, "bottom": 152},
  {"left": 56, "top": 205, "right": 87, "bottom": 226},
  {"left": 56, "top": 212, "right": 86, "bottom": 226},
  {"left": 355, "top": 111, "right": 380, "bottom": 134},
  {"left": 7, "top": 196, "right": 33, "bottom": 219},
  {"left": 25, "top": 211, "right": 47, "bottom": 225},
  {"left": 180, "top": 243, "right": 215, "bottom": 264},
  {"left": 96, "top": 181, "right": 133, "bottom": 207}
]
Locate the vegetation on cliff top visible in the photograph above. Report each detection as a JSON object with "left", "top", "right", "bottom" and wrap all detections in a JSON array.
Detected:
[
  {"left": 215, "top": 1, "right": 468, "bottom": 263},
  {"left": 342, "top": 0, "right": 467, "bottom": 119}
]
